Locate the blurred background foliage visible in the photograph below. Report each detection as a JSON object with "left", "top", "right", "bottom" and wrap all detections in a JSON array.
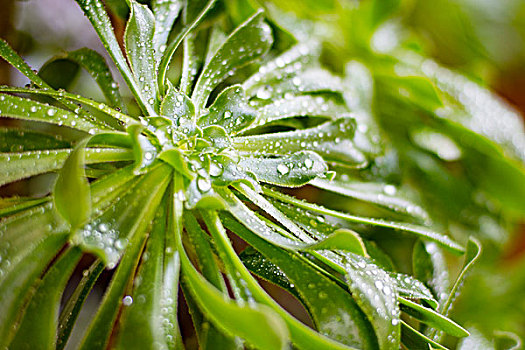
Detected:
[{"left": 1, "top": 0, "right": 524, "bottom": 347}]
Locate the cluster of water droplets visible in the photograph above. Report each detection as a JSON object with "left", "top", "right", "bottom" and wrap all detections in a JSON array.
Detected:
[{"left": 77, "top": 221, "right": 127, "bottom": 269}]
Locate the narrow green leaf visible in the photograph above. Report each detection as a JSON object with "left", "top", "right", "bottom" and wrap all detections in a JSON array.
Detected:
[
  {"left": 250, "top": 68, "right": 345, "bottom": 102},
  {"left": 159, "top": 149, "right": 195, "bottom": 179},
  {"left": 344, "top": 255, "right": 401, "bottom": 349},
  {"left": 238, "top": 151, "right": 327, "bottom": 188},
  {"left": 218, "top": 187, "right": 307, "bottom": 249},
  {"left": 125, "top": 0, "right": 158, "bottom": 111},
  {"left": 192, "top": 10, "right": 273, "bottom": 111},
  {"left": 0, "top": 39, "right": 51, "bottom": 88},
  {"left": 115, "top": 199, "right": 180, "bottom": 349},
  {"left": 183, "top": 211, "right": 239, "bottom": 350},
  {"left": 312, "top": 178, "right": 430, "bottom": 221},
  {"left": 0, "top": 86, "right": 136, "bottom": 127},
  {"left": 74, "top": 0, "right": 155, "bottom": 116},
  {"left": 389, "top": 272, "right": 438, "bottom": 309},
  {"left": 422, "top": 59, "right": 525, "bottom": 161},
  {"left": 190, "top": 201, "right": 360, "bottom": 350},
  {"left": 160, "top": 83, "right": 195, "bottom": 126},
  {"left": 179, "top": 31, "right": 201, "bottom": 96},
  {"left": 9, "top": 247, "right": 82, "bottom": 350},
  {"left": 234, "top": 118, "right": 367, "bottom": 168},
  {"left": 223, "top": 214, "right": 377, "bottom": 348},
  {"left": 0, "top": 196, "right": 49, "bottom": 218},
  {"left": 0, "top": 147, "right": 133, "bottom": 187},
  {"left": 78, "top": 227, "right": 148, "bottom": 350},
  {"left": 39, "top": 48, "right": 125, "bottom": 110},
  {"left": 377, "top": 75, "right": 443, "bottom": 112},
  {"left": 157, "top": 0, "right": 216, "bottom": 95},
  {"left": 204, "top": 26, "right": 227, "bottom": 66},
  {"left": 399, "top": 298, "right": 468, "bottom": 337},
  {"left": 163, "top": 180, "right": 185, "bottom": 349},
  {"left": 263, "top": 187, "right": 466, "bottom": 254},
  {"left": 249, "top": 94, "right": 350, "bottom": 130},
  {"left": 401, "top": 321, "right": 448, "bottom": 350},
  {"left": 0, "top": 231, "right": 69, "bottom": 347},
  {"left": 0, "top": 127, "right": 71, "bottom": 153},
  {"left": 57, "top": 260, "right": 105, "bottom": 350},
  {"left": 413, "top": 240, "right": 450, "bottom": 306},
  {"left": 127, "top": 124, "right": 158, "bottom": 174},
  {"left": 239, "top": 246, "right": 300, "bottom": 298},
  {"left": 73, "top": 164, "right": 171, "bottom": 267},
  {"left": 0, "top": 93, "right": 102, "bottom": 133},
  {"left": 306, "top": 229, "right": 367, "bottom": 256},
  {"left": 152, "top": 0, "right": 183, "bottom": 63},
  {"left": 430, "top": 238, "right": 482, "bottom": 342},
  {"left": 440, "top": 238, "right": 482, "bottom": 317},
  {"left": 178, "top": 216, "right": 290, "bottom": 350},
  {"left": 198, "top": 85, "right": 256, "bottom": 135},
  {"left": 243, "top": 42, "right": 320, "bottom": 96},
  {"left": 54, "top": 138, "right": 92, "bottom": 230},
  {"left": 0, "top": 39, "right": 99, "bottom": 121}
]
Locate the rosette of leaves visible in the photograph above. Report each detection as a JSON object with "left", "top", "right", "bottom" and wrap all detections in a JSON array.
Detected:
[{"left": 0, "top": 1, "right": 476, "bottom": 349}]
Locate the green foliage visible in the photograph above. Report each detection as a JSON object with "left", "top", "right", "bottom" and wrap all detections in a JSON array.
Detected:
[{"left": 0, "top": 0, "right": 524, "bottom": 349}]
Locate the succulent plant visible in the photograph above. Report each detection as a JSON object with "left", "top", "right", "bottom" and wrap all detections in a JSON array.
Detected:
[{"left": 2, "top": 0, "right": 523, "bottom": 349}]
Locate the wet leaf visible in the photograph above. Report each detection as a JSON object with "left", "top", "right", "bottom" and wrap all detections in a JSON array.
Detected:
[
  {"left": 263, "top": 187, "right": 465, "bottom": 254},
  {"left": 72, "top": 164, "right": 171, "bottom": 267},
  {"left": 0, "top": 93, "right": 101, "bottom": 133},
  {"left": 53, "top": 137, "right": 92, "bottom": 230},
  {"left": 39, "top": 48, "right": 125, "bottom": 111},
  {"left": 125, "top": 0, "right": 158, "bottom": 111},
  {"left": 152, "top": 0, "right": 183, "bottom": 63},
  {"left": 399, "top": 298, "right": 469, "bottom": 337},
  {"left": 192, "top": 10, "right": 273, "bottom": 111},
  {"left": 223, "top": 214, "right": 377, "bottom": 348},
  {"left": 198, "top": 85, "right": 257, "bottom": 135},
  {"left": 238, "top": 151, "right": 327, "bottom": 188},
  {"left": 243, "top": 42, "right": 320, "bottom": 96},
  {"left": 235, "top": 118, "right": 367, "bottom": 167},
  {"left": 0, "top": 127, "right": 71, "bottom": 152},
  {"left": 312, "top": 178, "right": 429, "bottom": 221},
  {"left": 74, "top": 0, "right": 154, "bottom": 115},
  {"left": 344, "top": 255, "right": 401, "bottom": 349},
  {"left": 0, "top": 147, "right": 133, "bottom": 187},
  {"left": 249, "top": 94, "right": 350, "bottom": 130},
  {"left": 178, "top": 216, "right": 290, "bottom": 350},
  {"left": 8, "top": 247, "right": 82, "bottom": 350}
]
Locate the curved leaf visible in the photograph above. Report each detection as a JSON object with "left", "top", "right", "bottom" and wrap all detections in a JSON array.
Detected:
[
  {"left": 223, "top": 214, "right": 377, "bottom": 348},
  {"left": 239, "top": 151, "right": 327, "bottom": 188},
  {"left": 312, "top": 178, "right": 429, "bottom": 221},
  {"left": 9, "top": 247, "right": 82, "bottom": 350},
  {"left": 74, "top": 0, "right": 154, "bottom": 115},
  {"left": 198, "top": 85, "right": 257, "bottom": 135},
  {"left": 399, "top": 298, "right": 469, "bottom": 338},
  {"left": 262, "top": 187, "right": 466, "bottom": 254},
  {"left": 53, "top": 137, "right": 92, "bottom": 230},
  {"left": 125, "top": 0, "right": 158, "bottom": 111},
  {"left": 0, "top": 147, "right": 133, "bottom": 187},
  {"left": 234, "top": 118, "right": 367, "bottom": 168},
  {"left": 178, "top": 215, "right": 290, "bottom": 350},
  {"left": 344, "top": 255, "right": 401, "bottom": 349},
  {"left": 192, "top": 10, "right": 273, "bottom": 111}
]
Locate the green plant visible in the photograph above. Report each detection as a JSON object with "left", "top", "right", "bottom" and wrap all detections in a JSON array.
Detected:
[{"left": 0, "top": 0, "right": 523, "bottom": 349}]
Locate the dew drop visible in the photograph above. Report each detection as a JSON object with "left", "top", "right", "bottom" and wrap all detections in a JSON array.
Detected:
[
  {"left": 383, "top": 185, "right": 396, "bottom": 196},
  {"left": 304, "top": 159, "right": 314, "bottom": 169},
  {"left": 122, "top": 295, "right": 133, "bottom": 306},
  {"left": 197, "top": 177, "right": 212, "bottom": 192},
  {"left": 277, "top": 163, "right": 289, "bottom": 175}
]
